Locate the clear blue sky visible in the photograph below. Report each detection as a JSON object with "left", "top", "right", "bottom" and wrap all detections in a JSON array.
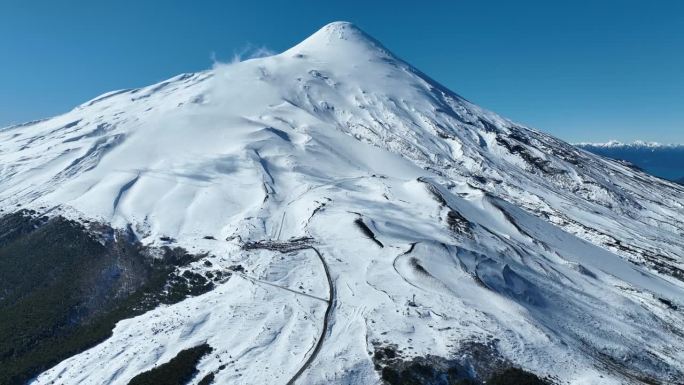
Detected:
[{"left": 1, "top": 0, "right": 682, "bottom": 143}]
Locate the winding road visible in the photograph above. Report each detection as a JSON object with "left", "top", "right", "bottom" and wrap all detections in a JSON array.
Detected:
[
  {"left": 286, "top": 245, "right": 334, "bottom": 385},
  {"left": 242, "top": 239, "right": 334, "bottom": 385}
]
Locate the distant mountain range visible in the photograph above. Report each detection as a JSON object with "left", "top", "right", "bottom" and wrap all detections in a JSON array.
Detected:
[{"left": 576, "top": 141, "right": 684, "bottom": 184}]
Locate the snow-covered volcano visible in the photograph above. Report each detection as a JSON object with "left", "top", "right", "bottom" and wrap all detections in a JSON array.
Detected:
[{"left": 1, "top": 22, "right": 683, "bottom": 385}]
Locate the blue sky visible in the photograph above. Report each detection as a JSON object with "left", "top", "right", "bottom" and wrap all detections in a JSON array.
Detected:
[{"left": 1, "top": 0, "right": 682, "bottom": 143}]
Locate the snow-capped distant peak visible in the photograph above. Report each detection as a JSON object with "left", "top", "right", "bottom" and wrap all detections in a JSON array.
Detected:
[{"left": 576, "top": 140, "right": 684, "bottom": 148}]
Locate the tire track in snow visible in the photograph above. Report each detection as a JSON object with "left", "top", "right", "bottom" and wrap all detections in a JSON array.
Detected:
[{"left": 235, "top": 271, "right": 329, "bottom": 303}]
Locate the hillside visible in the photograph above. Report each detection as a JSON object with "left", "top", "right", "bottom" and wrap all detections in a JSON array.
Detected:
[{"left": 1, "top": 22, "right": 683, "bottom": 385}]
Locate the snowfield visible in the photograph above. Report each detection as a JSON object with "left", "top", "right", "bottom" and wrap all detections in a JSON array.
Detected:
[{"left": 1, "top": 22, "right": 683, "bottom": 384}]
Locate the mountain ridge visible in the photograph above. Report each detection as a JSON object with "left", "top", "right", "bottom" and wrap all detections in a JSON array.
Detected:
[
  {"left": 576, "top": 141, "right": 684, "bottom": 181},
  {"left": 576, "top": 140, "right": 684, "bottom": 149}
]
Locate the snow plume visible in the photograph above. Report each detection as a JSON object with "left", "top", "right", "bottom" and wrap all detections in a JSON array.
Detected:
[
  {"left": 211, "top": 44, "right": 276, "bottom": 66},
  {"left": 206, "top": 44, "right": 278, "bottom": 106}
]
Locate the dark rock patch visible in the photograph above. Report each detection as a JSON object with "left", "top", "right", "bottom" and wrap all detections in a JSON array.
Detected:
[
  {"left": 354, "top": 218, "right": 384, "bottom": 248},
  {"left": 418, "top": 178, "right": 472, "bottom": 236},
  {"left": 446, "top": 210, "right": 471, "bottom": 235},
  {"left": 495, "top": 135, "right": 564, "bottom": 175},
  {"left": 657, "top": 297, "right": 678, "bottom": 310}
]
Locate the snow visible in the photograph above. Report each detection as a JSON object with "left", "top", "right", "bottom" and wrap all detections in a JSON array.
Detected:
[
  {"left": 1, "top": 21, "right": 683, "bottom": 384},
  {"left": 575, "top": 140, "right": 684, "bottom": 148}
]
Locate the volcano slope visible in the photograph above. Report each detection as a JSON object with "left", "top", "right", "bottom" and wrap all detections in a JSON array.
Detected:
[{"left": 1, "top": 22, "right": 683, "bottom": 385}]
